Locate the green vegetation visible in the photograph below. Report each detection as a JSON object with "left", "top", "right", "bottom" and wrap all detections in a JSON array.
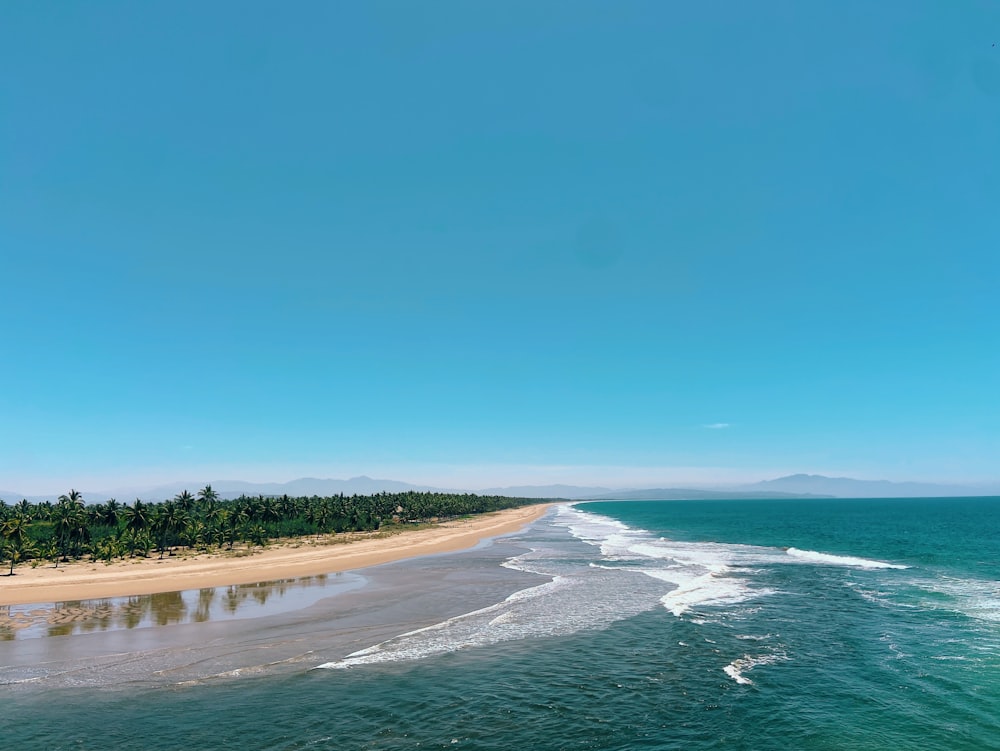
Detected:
[{"left": 0, "top": 486, "right": 537, "bottom": 575}]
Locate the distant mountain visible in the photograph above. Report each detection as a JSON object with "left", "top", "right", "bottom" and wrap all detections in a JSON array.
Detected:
[
  {"left": 478, "top": 484, "right": 614, "bottom": 499},
  {"left": 740, "top": 474, "right": 998, "bottom": 498},
  {"left": 0, "top": 490, "right": 81, "bottom": 504},
  {"left": 4, "top": 473, "right": 996, "bottom": 505},
  {"left": 0, "top": 490, "right": 113, "bottom": 504},
  {"left": 133, "top": 476, "right": 451, "bottom": 501},
  {"left": 581, "top": 488, "right": 832, "bottom": 501},
  {"left": 0, "top": 476, "right": 452, "bottom": 504}
]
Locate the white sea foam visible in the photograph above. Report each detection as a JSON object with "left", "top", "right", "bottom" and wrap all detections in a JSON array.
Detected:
[
  {"left": 646, "top": 568, "right": 751, "bottom": 616},
  {"left": 559, "top": 506, "right": 766, "bottom": 618},
  {"left": 723, "top": 651, "right": 789, "bottom": 685},
  {"left": 785, "top": 548, "right": 909, "bottom": 570},
  {"left": 843, "top": 580, "right": 892, "bottom": 605},
  {"left": 907, "top": 575, "right": 1000, "bottom": 623},
  {"left": 315, "top": 504, "right": 917, "bottom": 671},
  {"left": 562, "top": 507, "right": 636, "bottom": 544},
  {"left": 315, "top": 534, "right": 666, "bottom": 669},
  {"left": 561, "top": 506, "right": 914, "bottom": 621},
  {"left": 316, "top": 585, "right": 557, "bottom": 670}
]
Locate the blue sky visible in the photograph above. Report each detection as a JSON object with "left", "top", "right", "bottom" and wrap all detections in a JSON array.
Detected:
[{"left": 2, "top": 1, "right": 999, "bottom": 494}]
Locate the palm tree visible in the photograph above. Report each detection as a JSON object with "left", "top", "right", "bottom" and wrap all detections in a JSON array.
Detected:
[
  {"left": 97, "top": 498, "right": 121, "bottom": 528},
  {"left": 58, "top": 489, "right": 85, "bottom": 507},
  {"left": 52, "top": 500, "right": 84, "bottom": 565},
  {"left": 206, "top": 504, "right": 228, "bottom": 528},
  {"left": 1, "top": 516, "right": 33, "bottom": 575},
  {"left": 153, "top": 502, "right": 188, "bottom": 558},
  {"left": 260, "top": 496, "right": 279, "bottom": 524},
  {"left": 1, "top": 515, "right": 28, "bottom": 545},
  {"left": 278, "top": 494, "right": 297, "bottom": 519},
  {"left": 35, "top": 500, "right": 53, "bottom": 521},
  {"left": 69, "top": 511, "right": 90, "bottom": 557},
  {"left": 246, "top": 523, "right": 269, "bottom": 548},
  {"left": 124, "top": 499, "right": 151, "bottom": 557},
  {"left": 197, "top": 485, "right": 219, "bottom": 508},
  {"left": 180, "top": 519, "right": 205, "bottom": 550},
  {"left": 94, "top": 536, "right": 124, "bottom": 563},
  {"left": 175, "top": 490, "right": 196, "bottom": 514},
  {"left": 226, "top": 507, "right": 248, "bottom": 550},
  {"left": 204, "top": 506, "right": 228, "bottom": 549},
  {"left": 3, "top": 538, "right": 36, "bottom": 575}
]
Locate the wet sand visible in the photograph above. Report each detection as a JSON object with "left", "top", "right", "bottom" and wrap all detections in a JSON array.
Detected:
[
  {"left": 0, "top": 519, "right": 563, "bottom": 689},
  {"left": 0, "top": 504, "right": 551, "bottom": 606}
]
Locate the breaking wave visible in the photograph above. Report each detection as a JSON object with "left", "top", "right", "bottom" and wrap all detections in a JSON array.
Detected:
[{"left": 315, "top": 503, "right": 913, "bottom": 670}]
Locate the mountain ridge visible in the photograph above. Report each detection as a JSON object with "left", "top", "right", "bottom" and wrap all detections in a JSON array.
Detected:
[
  {"left": 580, "top": 487, "right": 833, "bottom": 501},
  {"left": 737, "top": 473, "right": 998, "bottom": 498},
  {"left": 2, "top": 474, "right": 997, "bottom": 504}
]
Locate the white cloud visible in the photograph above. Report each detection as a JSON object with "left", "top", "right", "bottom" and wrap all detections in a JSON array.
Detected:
[{"left": 703, "top": 423, "right": 731, "bottom": 429}]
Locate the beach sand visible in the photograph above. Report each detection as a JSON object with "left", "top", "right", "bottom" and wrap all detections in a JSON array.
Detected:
[{"left": 0, "top": 503, "right": 552, "bottom": 607}]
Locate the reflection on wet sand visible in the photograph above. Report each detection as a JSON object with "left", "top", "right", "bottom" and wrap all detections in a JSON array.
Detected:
[{"left": 0, "top": 574, "right": 332, "bottom": 640}]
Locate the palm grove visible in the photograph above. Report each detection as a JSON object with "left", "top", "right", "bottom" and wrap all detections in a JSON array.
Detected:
[{"left": 0, "top": 487, "right": 536, "bottom": 575}]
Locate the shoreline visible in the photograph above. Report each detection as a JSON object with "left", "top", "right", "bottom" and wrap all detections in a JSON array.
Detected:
[{"left": 0, "top": 503, "right": 553, "bottom": 606}]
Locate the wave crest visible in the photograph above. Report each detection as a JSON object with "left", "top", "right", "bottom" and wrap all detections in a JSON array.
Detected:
[{"left": 785, "top": 548, "right": 908, "bottom": 569}]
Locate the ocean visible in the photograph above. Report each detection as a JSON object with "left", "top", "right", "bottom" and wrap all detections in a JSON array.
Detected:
[{"left": 3, "top": 497, "right": 999, "bottom": 750}]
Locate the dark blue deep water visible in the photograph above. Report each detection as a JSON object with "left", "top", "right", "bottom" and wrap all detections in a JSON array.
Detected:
[{"left": 3, "top": 498, "right": 999, "bottom": 750}]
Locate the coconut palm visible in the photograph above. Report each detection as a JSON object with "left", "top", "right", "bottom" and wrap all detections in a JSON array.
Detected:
[
  {"left": 1, "top": 516, "right": 33, "bottom": 575},
  {"left": 97, "top": 498, "right": 121, "bottom": 528},
  {"left": 174, "top": 490, "right": 196, "bottom": 513},
  {"left": 94, "top": 536, "right": 124, "bottom": 563},
  {"left": 124, "top": 499, "right": 151, "bottom": 557},
  {"left": 246, "top": 523, "right": 269, "bottom": 548},
  {"left": 58, "top": 489, "right": 85, "bottom": 507},
  {"left": 0, "top": 485, "right": 535, "bottom": 570},
  {"left": 204, "top": 506, "right": 228, "bottom": 549},
  {"left": 3, "top": 538, "right": 36, "bottom": 575},
  {"left": 180, "top": 519, "right": 205, "bottom": 550},
  {"left": 197, "top": 485, "right": 219, "bottom": 508},
  {"left": 153, "top": 502, "right": 188, "bottom": 558},
  {"left": 35, "top": 500, "right": 53, "bottom": 521},
  {"left": 52, "top": 500, "right": 84, "bottom": 565}
]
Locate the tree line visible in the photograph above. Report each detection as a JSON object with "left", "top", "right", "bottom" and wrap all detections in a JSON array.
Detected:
[{"left": 0, "top": 486, "right": 538, "bottom": 575}]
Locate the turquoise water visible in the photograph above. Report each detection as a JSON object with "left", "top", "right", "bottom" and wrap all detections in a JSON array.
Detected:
[{"left": 3, "top": 498, "right": 999, "bottom": 750}]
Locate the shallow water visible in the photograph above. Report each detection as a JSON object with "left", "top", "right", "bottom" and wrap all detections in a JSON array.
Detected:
[{"left": 0, "top": 574, "right": 359, "bottom": 640}]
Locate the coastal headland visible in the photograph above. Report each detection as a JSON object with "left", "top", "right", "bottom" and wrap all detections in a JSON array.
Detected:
[{"left": 0, "top": 503, "right": 552, "bottom": 606}]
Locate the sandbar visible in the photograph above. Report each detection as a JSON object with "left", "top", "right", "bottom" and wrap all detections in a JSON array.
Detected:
[{"left": 0, "top": 504, "right": 552, "bottom": 606}]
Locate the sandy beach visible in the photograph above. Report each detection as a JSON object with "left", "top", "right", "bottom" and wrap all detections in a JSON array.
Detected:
[{"left": 0, "top": 504, "right": 552, "bottom": 606}]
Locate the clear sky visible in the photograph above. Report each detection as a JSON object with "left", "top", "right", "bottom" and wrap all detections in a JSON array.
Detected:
[{"left": 2, "top": 1, "right": 999, "bottom": 495}]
